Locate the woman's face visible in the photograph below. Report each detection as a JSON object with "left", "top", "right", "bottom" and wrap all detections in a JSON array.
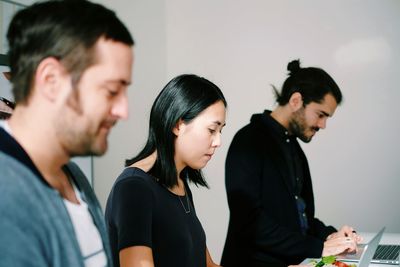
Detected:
[{"left": 173, "top": 100, "right": 226, "bottom": 173}]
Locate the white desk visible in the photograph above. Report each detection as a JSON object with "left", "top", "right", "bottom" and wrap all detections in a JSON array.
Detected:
[{"left": 302, "top": 232, "right": 400, "bottom": 266}]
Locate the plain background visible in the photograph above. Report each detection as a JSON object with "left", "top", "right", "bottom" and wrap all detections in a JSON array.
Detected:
[
  {"left": 2, "top": 0, "right": 400, "bottom": 263},
  {"left": 92, "top": 0, "right": 400, "bottom": 262}
]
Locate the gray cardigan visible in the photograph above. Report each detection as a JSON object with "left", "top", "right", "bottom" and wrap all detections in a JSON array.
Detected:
[{"left": 0, "top": 151, "right": 113, "bottom": 267}]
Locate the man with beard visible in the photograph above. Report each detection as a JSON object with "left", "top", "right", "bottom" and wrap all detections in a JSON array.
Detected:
[
  {"left": 221, "top": 60, "right": 360, "bottom": 267},
  {"left": 0, "top": 1, "right": 134, "bottom": 266}
]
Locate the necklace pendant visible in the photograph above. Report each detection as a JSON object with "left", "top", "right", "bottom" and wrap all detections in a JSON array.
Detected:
[{"left": 178, "top": 194, "right": 191, "bottom": 214}]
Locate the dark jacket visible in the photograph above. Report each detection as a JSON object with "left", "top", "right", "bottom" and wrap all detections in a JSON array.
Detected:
[{"left": 221, "top": 111, "right": 335, "bottom": 267}]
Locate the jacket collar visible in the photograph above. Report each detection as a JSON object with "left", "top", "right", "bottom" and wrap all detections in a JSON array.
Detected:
[{"left": 0, "top": 126, "right": 50, "bottom": 187}]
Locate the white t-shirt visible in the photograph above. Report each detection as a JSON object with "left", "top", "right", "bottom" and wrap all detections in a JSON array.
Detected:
[
  {"left": 63, "top": 183, "right": 107, "bottom": 267},
  {"left": 0, "top": 120, "right": 11, "bottom": 133}
]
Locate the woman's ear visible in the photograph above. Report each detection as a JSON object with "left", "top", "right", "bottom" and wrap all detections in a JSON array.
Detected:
[
  {"left": 288, "top": 92, "right": 303, "bottom": 112},
  {"left": 172, "top": 119, "right": 184, "bottom": 136}
]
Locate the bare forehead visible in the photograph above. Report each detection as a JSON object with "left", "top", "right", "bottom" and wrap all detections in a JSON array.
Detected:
[
  {"left": 192, "top": 101, "right": 226, "bottom": 124},
  {"left": 89, "top": 38, "right": 133, "bottom": 81}
]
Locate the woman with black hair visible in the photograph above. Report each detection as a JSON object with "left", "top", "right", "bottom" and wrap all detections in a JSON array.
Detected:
[{"left": 105, "top": 74, "right": 227, "bottom": 267}]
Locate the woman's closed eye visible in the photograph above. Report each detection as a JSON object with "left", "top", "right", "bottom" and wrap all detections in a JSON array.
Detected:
[{"left": 209, "top": 128, "right": 224, "bottom": 134}]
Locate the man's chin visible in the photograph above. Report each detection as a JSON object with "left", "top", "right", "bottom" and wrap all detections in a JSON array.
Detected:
[
  {"left": 81, "top": 140, "right": 108, "bottom": 157},
  {"left": 91, "top": 131, "right": 110, "bottom": 155},
  {"left": 92, "top": 142, "right": 108, "bottom": 156},
  {"left": 299, "top": 135, "right": 313, "bottom": 143}
]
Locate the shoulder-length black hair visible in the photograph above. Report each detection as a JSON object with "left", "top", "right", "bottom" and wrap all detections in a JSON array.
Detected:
[{"left": 126, "top": 74, "right": 227, "bottom": 188}]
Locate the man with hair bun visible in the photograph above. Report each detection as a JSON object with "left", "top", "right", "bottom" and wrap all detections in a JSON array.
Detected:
[{"left": 221, "top": 60, "right": 361, "bottom": 267}]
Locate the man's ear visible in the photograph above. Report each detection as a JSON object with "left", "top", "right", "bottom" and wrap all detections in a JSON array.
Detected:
[
  {"left": 172, "top": 119, "right": 184, "bottom": 136},
  {"left": 34, "top": 57, "right": 68, "bottom": 102},
  {"left": 288, "top": 92, "right": 303, "bottom": 112}
]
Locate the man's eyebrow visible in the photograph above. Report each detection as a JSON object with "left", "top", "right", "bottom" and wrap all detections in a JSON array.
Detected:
[
  {"left": 104, "top": 79, "right": 131, "bottom": 86},
  {"left": 320, "top": 110, "right": 331, "bottom": 117}
]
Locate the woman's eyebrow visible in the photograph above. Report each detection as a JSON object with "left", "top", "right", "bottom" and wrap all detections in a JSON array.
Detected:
[{"left": 212, "top": 120, "right": 226, "bottom": 127}]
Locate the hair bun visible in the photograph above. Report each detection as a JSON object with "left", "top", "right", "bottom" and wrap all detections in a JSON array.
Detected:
[{"left": 287, "top": 59, "right": 301, "bottom": 75}]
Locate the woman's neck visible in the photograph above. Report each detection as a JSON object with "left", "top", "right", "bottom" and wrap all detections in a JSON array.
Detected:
[{"left": 169, "top": 177, "right": 186, "bottom": 196}]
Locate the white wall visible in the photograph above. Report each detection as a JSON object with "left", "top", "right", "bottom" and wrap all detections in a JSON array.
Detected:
[
  {"left": 92, "top": 0, "right": 167, "bottom": 210},
  {"left": 94, "top": 0, "right": 400, "bottom": 263}
]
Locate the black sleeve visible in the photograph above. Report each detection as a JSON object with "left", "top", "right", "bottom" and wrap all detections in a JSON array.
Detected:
[
  {"left": 309, "top": 217, "right": 336, "bottom": 240},
  {"left": 108, "top": 176, "right": 154, "bottom": 251},
  {"left": 226, "top": 130, "right": 324, "bottom": 259}
]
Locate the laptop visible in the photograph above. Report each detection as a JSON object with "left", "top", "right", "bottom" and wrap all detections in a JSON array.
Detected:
[
  {"left": 338, "top": 227, "right": 400, "bottom": 266},
  {"left": 357, "top": 227, "right": 385, "bottom": 267},
  {"left": 373, "top": 244, "right": 400, "bottom": 265}
]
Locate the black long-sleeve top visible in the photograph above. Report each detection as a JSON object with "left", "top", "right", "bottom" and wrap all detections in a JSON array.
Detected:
[{"left": 221, "top": 110, "right": 336, "bottom": 267}]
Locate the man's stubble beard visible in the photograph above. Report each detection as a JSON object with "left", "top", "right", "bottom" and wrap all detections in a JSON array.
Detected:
[
  {"left": 288, "top": 108, "right": 315, "bottom": 143},
  {"left": 55, "top": 86, "right": 108, "bottom": 157}
]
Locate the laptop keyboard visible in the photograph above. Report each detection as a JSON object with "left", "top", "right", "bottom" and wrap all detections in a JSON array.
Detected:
[{"left": 373, "top": 245, "right": 400, "bottom": 261}]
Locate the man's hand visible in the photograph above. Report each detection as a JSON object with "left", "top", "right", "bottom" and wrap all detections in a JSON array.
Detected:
[
  {"left": 322, "top": 236, "right": 357, "bottom": 256},
  {"left": 326, "top": 225, "right": 363, "bottom": 243}
]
